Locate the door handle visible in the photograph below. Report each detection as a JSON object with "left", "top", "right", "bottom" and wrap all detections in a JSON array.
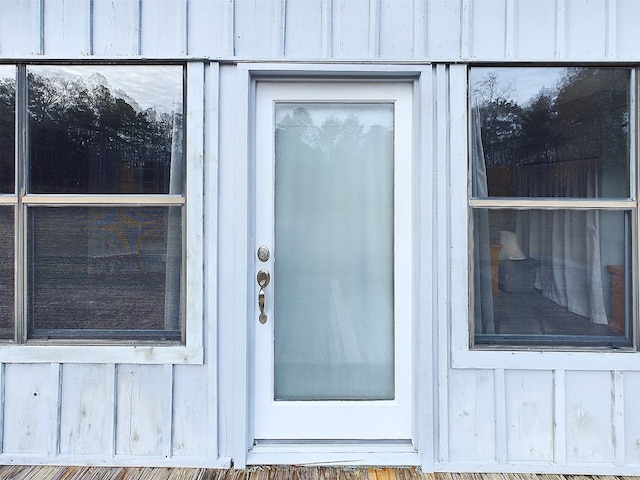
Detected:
[{"left": 257, "top": 269, "right": 270, "bottom": 324}]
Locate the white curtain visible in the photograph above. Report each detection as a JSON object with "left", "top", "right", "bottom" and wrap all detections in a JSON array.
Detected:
[
  {"left": 164, "top": 104, "right": 184, "bottom": 330},
  {"left": 516, "top": 160, "right": 608, "bottom": 324},
  {"left": 471, "top": 107, "right": 495, "bottom": 333}
]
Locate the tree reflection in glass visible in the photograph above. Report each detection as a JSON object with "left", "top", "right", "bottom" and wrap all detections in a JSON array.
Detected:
[{"left": 27, "top": 65, "right": 183, "bottom": 194}]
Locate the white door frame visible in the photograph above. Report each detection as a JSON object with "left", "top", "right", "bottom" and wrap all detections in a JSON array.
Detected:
[{"left": 227, "top": 63, "right": 434, "bottom": 468}]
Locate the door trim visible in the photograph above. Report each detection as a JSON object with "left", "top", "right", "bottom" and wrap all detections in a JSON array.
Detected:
[{"left": 229, "top": 63, "right": 434, "bottom": 469}]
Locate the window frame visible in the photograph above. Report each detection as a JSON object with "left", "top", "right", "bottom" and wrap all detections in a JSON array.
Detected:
[
  {"left": 450, "top": 63, "right": 640, "bottom": 370},
  {"left": 0, "top": 60, "right": 205, "bottom": 364}
]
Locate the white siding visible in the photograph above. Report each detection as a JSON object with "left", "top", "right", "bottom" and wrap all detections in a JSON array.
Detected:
[{"left": 0, "top": 0, "right": 640, "bottom": 472}]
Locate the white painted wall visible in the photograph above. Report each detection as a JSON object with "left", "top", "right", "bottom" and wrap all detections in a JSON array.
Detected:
[{"left": 0, "top": 0, "right": 639, "bottom": 473}]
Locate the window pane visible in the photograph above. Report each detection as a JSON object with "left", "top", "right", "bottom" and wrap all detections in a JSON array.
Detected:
[
  {"left": 274, "top": 103, "right": 394, "bottom": 400},
  {"left": 0, "top": 66, "right": 15, "bottom": 194},
  {"left": 28, "top": 206, "right": 182, "bottom": 339},
  {"left": 470, "top": 67, "right": 631, "bottom": 199},
  {"left": 0, "top": 207, "right": 13, "bottom": 338},
  {"left": 27, "top": 65, "right": 184, "bottom": 194},
  {"left": 473, "top": 208, "right": 632, "bottom": 346}
]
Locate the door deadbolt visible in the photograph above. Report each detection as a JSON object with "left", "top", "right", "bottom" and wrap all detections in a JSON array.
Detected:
[{"left": 257, "top": 246, "right": 270, "bottom": 262}]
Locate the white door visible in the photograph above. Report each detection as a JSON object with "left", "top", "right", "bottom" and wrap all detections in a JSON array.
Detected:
[{"left": 253, "top": 81, "right": 413, "bottom": 440}]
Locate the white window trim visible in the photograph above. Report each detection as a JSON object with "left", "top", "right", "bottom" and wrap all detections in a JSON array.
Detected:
[
  {"left": 449, "top": 63, "right": 640, "bottom": 371},
  {"left": 0, "top": 61, "right": 206, "bottom": 365}
]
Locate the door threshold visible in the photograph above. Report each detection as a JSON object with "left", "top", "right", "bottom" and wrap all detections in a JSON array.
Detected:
[{"left": 247, "top": 440, "right": 420, "bottom": 466}]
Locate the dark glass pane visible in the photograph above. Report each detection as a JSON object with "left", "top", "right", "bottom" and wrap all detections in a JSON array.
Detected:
[
  {"left": 0, "top": 66, "right": 15, "bottom": 194},
  {"left": 470, "top": 67, "right": 631, "bottom": 199},
  {"left": 0, "top": 207, "right": 14, "bottom": 338},
  {"left": 28, "top": 206, "right": 182, "bottom": 339},
  {"left": 27, "top": 65, "right": 184, "bottom": 194},
  {"left": 473, "top": 208, "right": 631, "bottom": 346}
]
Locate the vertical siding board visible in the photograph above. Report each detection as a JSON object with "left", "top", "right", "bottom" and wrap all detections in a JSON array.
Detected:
[
  {"left": 413, "top": 0, "right": 427, "bottom": 58},
  {"left": 284, "top": 0, "right": 323, "bottom": 58},
  {"left": 554, "top": 370, "right": 567, "bottom": 465},
  {"left": 187, "top": 0, "right": 226, "bottom": 57},
  {"left": 3, "top": 364, "right": 52, "bottom": 454},
  {"left": 448, "top": 369, "right": 496, "bottom": 462},
  {"left": 139, "top": 0, "right": 187, "bottom": 57},
  {"left": 49, "top": 363, "right": 61, "bottom": 457},
  {"left": 564, "top": 0, "right": 607, "bottom": 58},
  {"left": 234, "top": 0, "right": 281, "bottom": 58},
  {"left": 378, "top": 0, "right": 415, "bottom": 59},
  {"left": 105, "top": 364, "right": 117, "bottom": 459},
  {"left": 115, "top": 365, "right": 167, "bottom": 456},
  {"left": 468, "top": 0, "right": 506, "bottom": 59},
  {"left": 0, "top": 0, "right": 40, "bottom": 56},
  {"left": 494, "top": 369, "right": 507, "bottom": 464},
  {"left": 92, "top": 0, "right": 140, "bottom": 56},
  {"left": 435, "top": 63, "right": 450, "bottom": 464},
  {"left": 565, "top": 370, "right": 615, "bottom": 463},
  {"left": 613, "top": 371, "right": 625, "bottom": 465},
  {"left": 331, "top": 0, "right": 369, "bottom": 58},
  {"left": 42, "top": 0, "right": 91, "bottom": 56},
  {"left": 425, "top": 0, "right": 461, "bottom": 59},
  {"left": 615, "top": 0, "right": 640, "bottom": 59},
  {"left": 172, "top": 365, "right": 208, "bottom": 456},
  {"left": 59, "top": 364, "right": 109, "bottom": 455},
  {"left": 623, "top": 371, "right": 640, "bottom": 463},
  {"left": 368, "top": 0, "right": 380, "bottom": 58},
  {"left": 505, "top": 370, "right": 554, "bottom": 462},
  {"left": 513, "top": 0, "right": 556, "bottom": 59},
  {"left": 555, "top": 0, "right": 566, "bottom": 58}
]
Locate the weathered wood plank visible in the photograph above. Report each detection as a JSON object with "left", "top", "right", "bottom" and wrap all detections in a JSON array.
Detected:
[
  {"left": 172, "top": 365, "right": 209, "bottom": 457},
  {"left": 379, "top": 0, "right": 415, "bottom": 58},
  {"left": 140, "top": 0, "right": 187, "bottom": 56},
  {"left": 92, "top": 0, "right": 140, "bottom": 56},
  {"left": 285, "top": 0, "right": 322, "bottom": 58},
  {"left": 425, "top": 1, "right": 461, "bottom": 60},
  {"left": 447, "top": 369, "right": 496, "bottom": 462},
  {"left": 468, "top": 0, "right": 506, "bottom": 59},
  {"left": 565, "top": 370, "right": 615, "bottom": 463},
  {"left": 115, "top": 364, "right": 169, "bottom": 456},
  {"left": 42, "top": 0, "right": 91, "bottom": 56},
  {"left": 234, "top": 0, "right": 281, "bottom": 58},
  {"left": 0, "top": 0, "right": 41, "bottom": 56},
  {"left": 564, "top": 0, "right": 607, "bottom": 58},
  {"left": 504, "top": 370, "right": 554, "bottom": 461},
  {"left": 331, "top": 0, "right": 370, "bottom": 58},
  {"left": 187, "top": 0, "right": 226, "bottom": 57},
  {"left": 59, "top": 364, "right": 110, "bottom": 455},
  {"left": 614, "top": 0, "right": 640, "bottom": 59},
  {"left": 512, "top": 0, "right": 557, "bottom": 59},
  {"left": 3, "top": 364, "right": 55, "bottom": 454}
]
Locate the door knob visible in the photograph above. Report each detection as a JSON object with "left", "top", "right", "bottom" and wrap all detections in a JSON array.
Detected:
[{"left": 257, "top": 269, "right": 270, "bottom": 324}]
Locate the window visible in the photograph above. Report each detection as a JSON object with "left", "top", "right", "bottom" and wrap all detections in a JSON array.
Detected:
[
  {"left": 469, "top": 66, "right": 634, "bottom": 347},
  {"left": 0, "top": 63, "right": 199, "bottom": 346}
]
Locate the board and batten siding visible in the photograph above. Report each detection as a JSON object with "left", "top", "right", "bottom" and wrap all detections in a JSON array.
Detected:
[{"left": 0, "top": 0, "right": 639, "bottom": 472}]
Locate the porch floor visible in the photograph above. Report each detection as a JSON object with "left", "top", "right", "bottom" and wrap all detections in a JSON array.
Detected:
[{"left": 0, "top": 466, "right": 635, "bottom": 480}]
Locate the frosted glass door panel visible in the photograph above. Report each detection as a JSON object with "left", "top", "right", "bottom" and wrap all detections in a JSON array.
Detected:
[{"left": 274, "top": 103, "right": 394, "bottom": 401}]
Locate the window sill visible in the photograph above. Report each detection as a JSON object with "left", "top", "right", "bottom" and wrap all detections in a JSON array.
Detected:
[
  {"left": 452, "top": 346, "right": 640, "bottom": 371},
  {"left": 0, "top": 344, "right": 203, "bottom": 364}
]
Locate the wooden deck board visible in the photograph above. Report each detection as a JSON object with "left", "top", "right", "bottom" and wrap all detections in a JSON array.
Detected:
[{"left": 0, "top": 468, "right": 636, "bottom": 480}]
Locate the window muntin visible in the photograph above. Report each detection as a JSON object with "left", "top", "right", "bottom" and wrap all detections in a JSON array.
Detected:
[
  {"left": 1, "top": 63, "right": 187, "bottom": 343},
  {"left": 469, "top": 66, "right": 635, "bottom": 348}
]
